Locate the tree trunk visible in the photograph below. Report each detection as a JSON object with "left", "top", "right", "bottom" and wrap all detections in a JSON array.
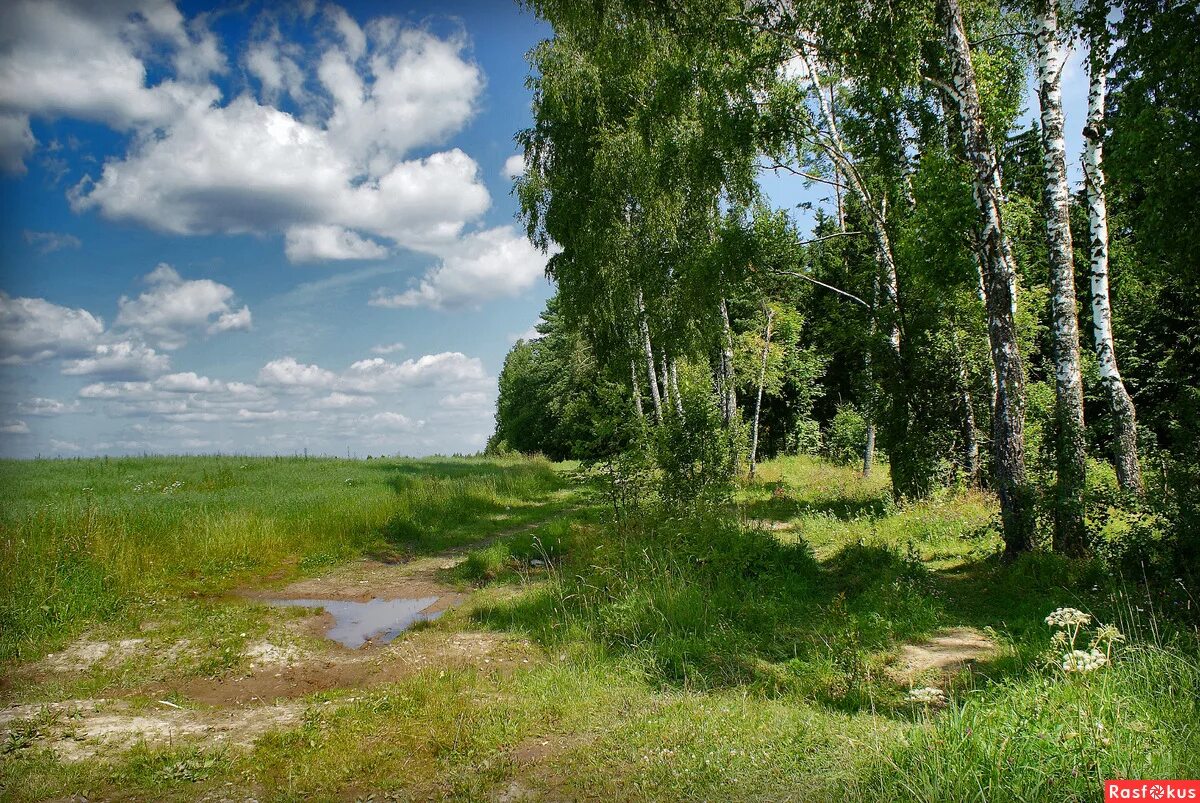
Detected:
[
  {"left": 719, "top": 298, "right": 738, "bottom": 425},
  {"left": 1037, "top": 0, "right": 1088, "bottom": 555},
  {"left": 952, "top": 330, "right": 981, "bottom": 485},
  {"left": 749, "top": 305, "right": 775, "bottom": 479},
  {"left": 940, "top": 0, "right": 1034, "bottom": 555},
  {"left": 1083, "top": 2, "right": 1143, "bottom": 494},
  {"left": 669, "top": 359, "right": 685, "bottom": 419},
  {"left": 630, "top": 358, "right": 645, "bottom": 421},
  {"left": 636, "top": 289, "right": 663, "bottom": 423},
  {"left": 660, "top": 354, "right": 673, "bottom": 414},
  {"left": 800, "top": 44, "right": 901, "bottom": 361},
  {"left": 862, "top": 275, "right": 879, "bottom": 478}
]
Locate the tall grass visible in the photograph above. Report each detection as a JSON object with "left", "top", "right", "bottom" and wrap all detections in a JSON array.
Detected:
[{"left": 0, "top": 455, "right": 567, "bottom": 660}]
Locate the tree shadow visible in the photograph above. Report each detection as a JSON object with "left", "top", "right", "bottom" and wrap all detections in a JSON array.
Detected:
[
  {"left": 742, "top": 493, "right": 891, "bottom": 523},
  {"left": 369, "top": 459, "right": 579, "bottom": 556},
  {"left": 464, "top": 504, "right": 1113, "bottom": 721}
]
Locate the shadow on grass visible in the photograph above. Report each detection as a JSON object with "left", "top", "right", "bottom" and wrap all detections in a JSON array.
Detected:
[
  {"left": 465, "top": 500, "right": 1119, "bottom": 720},
  {"left": 372, "top": 458, "right": 579, "bottom": 556},
  {"left": 741, "top": 493, "right": 892, "bottom": 523}
]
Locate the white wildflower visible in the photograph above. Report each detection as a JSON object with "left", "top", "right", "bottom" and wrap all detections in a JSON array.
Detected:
[
  {"left": 1045, "top": 607, "right": 1092, "bottom": 628},
  {"left": 906, "top": 687, "right": 947, "bottom": 705},
  {"left": 1060, "top": 648, "right": 1108, "bottom": 673}
]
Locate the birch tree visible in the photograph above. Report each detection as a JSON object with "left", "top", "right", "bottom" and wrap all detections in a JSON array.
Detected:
[
  {"left": 1036, "top": 0, "right": 1088, "bottom": 553},
  {"left": 938, "top": 0, "right": 1034, "bottom": 554},
  {"left": 1082, "top": 0, "right": 1142, "bottom": 493}
]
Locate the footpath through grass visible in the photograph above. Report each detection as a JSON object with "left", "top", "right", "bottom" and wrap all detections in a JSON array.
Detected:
[{"left": 1, "top": 455, "right": 1197, "bottom": 801}]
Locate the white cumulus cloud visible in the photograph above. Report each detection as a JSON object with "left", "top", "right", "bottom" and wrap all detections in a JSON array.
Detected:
[
  {"left": 115, "top": 264, "right": 251, "bottom": 349},
  {"left": 284, "top": 225, "right": 389, "bottom": 262},
  {"left": 369, "top": 226, "right": 549, "bottom": 310},
  {"left": 502, "top": 153, "right": 526, "bottom": 179},
  {"left": 258, "top": 356, "right": 338, "bottom": 389},
  {"left": 0, "top": 292, "right": 105, "bottom": 364},
  {"left": 61, "top": 340, "right": 171, "bottom": 379}
]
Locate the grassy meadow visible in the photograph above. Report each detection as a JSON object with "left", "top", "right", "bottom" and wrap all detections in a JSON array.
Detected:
[{"left": 1, "top": 455, "right": 1198, "bottom": 801}]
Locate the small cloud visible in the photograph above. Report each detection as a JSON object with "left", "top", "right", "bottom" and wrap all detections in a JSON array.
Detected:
[
  {"left": 508, "top": 319, "right": 545, "bottom": 343},
  {"left": 61, "top": 340, "right": 170, "bottom": 379},
  {"left": 440, "top": 391, "right": 490, "bottom": 409},
  {"left": 1, "top": 420, "right": 30, "bottom": 435},
  {"left": 208, "top": 306, "right": 252, "bottom": 334},
  {"left": 116, "top": 264, "right": 251, "bottom": 350},
  {"left": 502, "top": 153, "right": 526, "bottom": 179},
  {"left": 368, "top": 227, "right": 550, "bottom": 311},
  {"left": 17, "top": 397, "right": 79, "bottom": 416},
  {"left": 370, "top": 342, "right": 405, "bottom": 355},
  {"left": 49, "top": 439, "right": 81, "bottom": 452},
  {"left": 258, "top": 356, "right": 337, "bottom": 389},
  {"left": 311, "top": 392, "right": 375, "bottom": 409},
  {"left": 23, "top": 229, "right": 81, "bottom": 254},
  {"left": 284, "top": 225, "right": 389, "bottom": 263}
]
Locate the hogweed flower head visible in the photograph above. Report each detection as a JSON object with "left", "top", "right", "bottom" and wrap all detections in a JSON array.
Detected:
[
  {"left": 906, "top": 687, "right": 947, "bottom": 705},
  {"left": 1046, "top": 607, "right": 1092, "bottom": 628},
  {"left": 1061, "top": 648, "right": 1108, "bottom": 673}
]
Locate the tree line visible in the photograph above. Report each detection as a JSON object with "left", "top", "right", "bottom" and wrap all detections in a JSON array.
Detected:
[{"left": 490, "top": 0, "right": 1198, "bottom": 578}]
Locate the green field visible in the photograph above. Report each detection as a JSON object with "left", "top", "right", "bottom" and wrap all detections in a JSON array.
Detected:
[{"left": 1, "top": 456, "right": 1197, "bottom": 801}]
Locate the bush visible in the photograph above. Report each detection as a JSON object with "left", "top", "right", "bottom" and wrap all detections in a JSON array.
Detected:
[
  {"left": 787, "top": 418, "right": 822, "bottom": 456},
  {"left": 824, "top": 405, "right": 866, "bottom": 466}
]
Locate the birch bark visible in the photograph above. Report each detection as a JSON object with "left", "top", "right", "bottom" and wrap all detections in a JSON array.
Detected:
[
  {"left": 1083, "top": 2, "right": 1143, "bottom": 493},
  {"left": 940, "top": 0, "right": 1034, "bottom": 554},
  {"left": 719, "top": 299, "right": 738, "bottom": 425},
  {"left": 631, "top": 359, "right": 645, "bottom": 421},
  {"left": 637, "top": 289, "right": 663, "bottom": 423},
  {"left": 1037, "top": 0, "right": 1088, "bottom": 554},
  {"left": 749, "top": 305, "right": 775, "bottom": 479},
  {"left": 669, "top": 359, "right": 685, "bottom": 419}
]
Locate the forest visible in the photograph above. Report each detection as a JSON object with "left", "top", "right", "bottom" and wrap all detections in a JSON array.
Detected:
[{"left": 493, "top": 0, "right": 1199, "bottom": 590}]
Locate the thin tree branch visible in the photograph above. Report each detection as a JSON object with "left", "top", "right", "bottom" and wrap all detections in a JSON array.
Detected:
[
  {"left": 798, "top": 231, "right": 866, "bottom": 246},
  {"left": 760, "top": 160, "right": 850, "bottom": 190},
  {"left": 769, "top": 268, "right": 870, "bottom": 308}
]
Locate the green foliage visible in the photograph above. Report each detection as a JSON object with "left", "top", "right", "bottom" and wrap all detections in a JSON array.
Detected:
[
  {"left": 824, "top": 405, "right": 867, "bottom": 466},
  {"left": 652, "top": 363, "right": 746, "bottom": 509},
  {"left": 787, "top": 418, "right": 823, "bottom": 456},
  {"left": 494, "top": 298, "right": 635, "bottom": 462}
]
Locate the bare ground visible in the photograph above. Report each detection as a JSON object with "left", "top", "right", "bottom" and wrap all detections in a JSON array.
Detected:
[
  {"left": 888, "top": 626, "right": 999, "bottom": 685},
  {"left": 2, "top": 538, "right": 545, "bottom": 764}
]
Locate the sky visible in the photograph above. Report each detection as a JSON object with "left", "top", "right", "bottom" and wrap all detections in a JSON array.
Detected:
[{"left": 0, "top": 0, "right": 1093, "bottom": 459}]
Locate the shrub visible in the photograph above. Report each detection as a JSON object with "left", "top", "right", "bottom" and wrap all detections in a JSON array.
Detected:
[{"left": 824, "top": 405, "right": 866, "bottom": 466}]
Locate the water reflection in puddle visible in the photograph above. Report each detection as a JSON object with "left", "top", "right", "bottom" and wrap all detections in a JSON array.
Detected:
[{"left": 269, "top": 597, "right": 442, "bottom": 649}]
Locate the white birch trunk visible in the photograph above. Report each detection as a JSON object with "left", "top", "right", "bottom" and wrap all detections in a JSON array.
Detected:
[
  {"left": 952, "top": 330, "right": 981, "bottom": 484},
  {"left": 1083, "top": 4, "right": 1143, "bottom": 493},
  {"left": 631, "top": 358, "right": 645, "bottom": 421},
  {"left": 660, "top": 354, "right": 672, "bottom": 414},
  {"left": 719, "top": 298, "right": 738, "bottom": 425},
  {"left": 749, "top": 306, "right": 774, "bottom": 479},
  {"left": 637, "top": 289, "right": 663, "bottom": 423},
  {"left": 669, "top": 359, "right": 685, "bottom": 419},
  {"left": 941, "top": 0, "right": 1033, "bottom": 554},
  {"left": 1037, "top": 0, "right": 1088, "bottom": 554}
]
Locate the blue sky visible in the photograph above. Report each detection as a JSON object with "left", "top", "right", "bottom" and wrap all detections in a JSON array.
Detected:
[
  {"left": 0, "top": 0, "right": 556, "bottom": 458},
  {"left": 0, "top": 0, "right": 1091, "bottom": 459}
]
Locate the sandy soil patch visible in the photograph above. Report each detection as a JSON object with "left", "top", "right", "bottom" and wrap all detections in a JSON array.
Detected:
[
  {"left": 0, "top": 698, "right": 304, "bottom": 763},
  {"left": 890, "top": 627, "right": 998, "bottom": 684},
  {"left": 166, "top": 630, "right": 537, "bottom": 706}
]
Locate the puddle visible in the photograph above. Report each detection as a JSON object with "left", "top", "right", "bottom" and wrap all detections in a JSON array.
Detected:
[{"left": 269, "top": 596, "right": 443, "bottom": 648}]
